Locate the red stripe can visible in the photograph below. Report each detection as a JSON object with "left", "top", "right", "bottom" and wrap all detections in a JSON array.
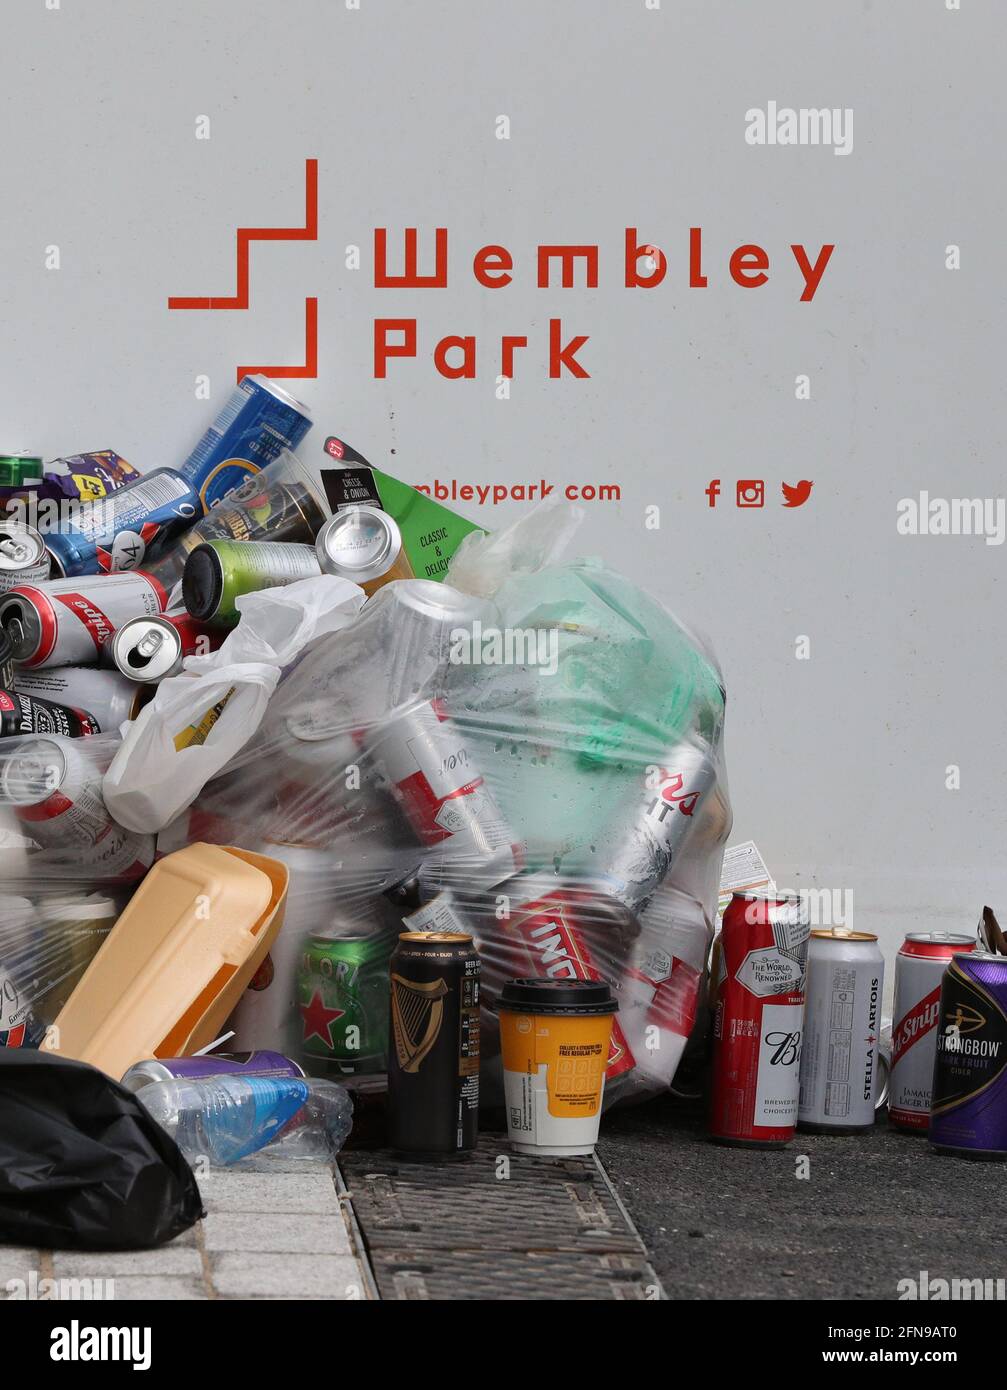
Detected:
[
  {"left": 889, "top": 931, "right": 976, "bottom": 1132},
  {"left": 709, "top": 891, "right": 811, "bottom": 1146},
  {"left": 0, "top": 572, "right": 168, "bottom": 668}
]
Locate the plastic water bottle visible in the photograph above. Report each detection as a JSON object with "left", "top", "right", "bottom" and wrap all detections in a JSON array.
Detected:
[{"left": 138, "top": 1074, "right": 353, "bottom": 1166}]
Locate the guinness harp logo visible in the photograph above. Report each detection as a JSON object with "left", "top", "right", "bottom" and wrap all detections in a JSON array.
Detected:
[{"left": 391, "top": 974, "right": 448, "bottom": 1072}]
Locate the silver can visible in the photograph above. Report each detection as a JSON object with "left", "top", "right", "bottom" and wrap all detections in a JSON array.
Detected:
[
  {"left": 0, "top": 735, "right": 154, "bottom": 880},
  {"left": 890, "top": 931, "right": 977, "bottom": 1132},
  {"left": 12, "top": 665, "right": 142, "bottom": 731},
  {"left": 108, "top": 614, "right": 202, "bottom": 683},
  {"left": 798, "top": 928, "right": 886, "bottom": 1132},
  {"left": 316, "top": 505, "right": 408, "bottom": 589},
  {"left": 584, "top": 739, "right": 719, "bottom": 913},
  {"left": 0, "top": 571, "right": 167, "bottom": 668},
  {"left": 0, "top": 524, "right": 50, "bottom": 592}
]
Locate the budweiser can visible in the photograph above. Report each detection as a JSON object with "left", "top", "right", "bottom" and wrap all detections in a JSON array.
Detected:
[
  {"left": 366, "top": 697, "right": 521, "bottom": 895},
  {"left": 0, "top": 735, "right": 154, "bottom": 880},
  {"left": 798, "top": 929, "right": 886, "bottom": 1133},
  {"left": 0, "top": 572, "right": 168, "bottom": 668},
  {"left": 488, "top": 872, "right": 639, "bottom": 1081},
  {"left": 890, "top": 931, "right": 976, "bottom": 1132},
  {"left": 108, "top": 612, "right": 220, "bottom": 682},
  {"left": 709, "top": 891, "right": 810, "bottom": 1147}
]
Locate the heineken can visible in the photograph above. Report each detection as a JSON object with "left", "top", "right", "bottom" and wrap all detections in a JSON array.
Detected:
[
  {"left": 298, "top": 930, "right": 394, "bottom": 1076},
  {"left": 182, "top": 539, "right": 322, "bottom": 628}
]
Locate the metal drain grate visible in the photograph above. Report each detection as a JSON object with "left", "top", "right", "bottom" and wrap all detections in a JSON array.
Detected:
[{"left": 339, "top": 1136, "right": 663, "bottom": 1300}]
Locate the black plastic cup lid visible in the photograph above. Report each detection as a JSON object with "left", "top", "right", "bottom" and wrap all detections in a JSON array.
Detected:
[{"left": 498, "top": 978, "right": 618, "bottom": 1015}]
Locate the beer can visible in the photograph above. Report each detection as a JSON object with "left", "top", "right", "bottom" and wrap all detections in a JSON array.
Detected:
[
  {"left": 0, "top": 524, "right": 50, "bottom": 591},
  {"left": 0, "top": 735, "right": 154, "bottom": 880},
  {"left": 930, "top": 951, "right": 1007, "bottom": 1159},
  {"left": 108, "top": 613, "right": 220, "bottom": 682},
  {"left": 182, "top": 539, "right": 322, "bottom": 628},
  {"left": 366, "top": 697, "right": 521, "bottom": 894},
  {"left": 142, "top": 476, "right": 327, "bottom": 592},
  {"left": 299, "top": 929, "right": 395, "bottom": 1076},
  {"left": 388, "top": 931, "right": 481, "bottom": 1155},
  {"left": 798, "top": 928, "right": 886, "bottom": 1133},
  {"left": 0, "top": 688, "right": 100, "bottom": 739},
  {"left": 487, "top": 872, "right": 639, "bottom": 1081},
  {"left": 316, "top": 505, "right": 413, "bottom": 595},
  {"left": 1, "top": 895, "right": 51, "bottom": 1047},
  {"left": 177, "top": 375, "right": 313, "bottom": 512},
  {"left": 709, "top": 891, "right": 810, "bottom": 1147},
  {"left": 0, "top": 571, "right": 168, "bottom": 668},
  {"left": 586, "top": 740, "right": 719, "bottom": 914},
  {"left": 12, "top": 665, "right": 143, "bottom": 730},
  {"left": 121, "top": 1050, "right": 305, "bottom": 1093},
  {"left": 44, "top": 468, "right": 201, "bottom": 577},
  {"left": 890, "top": 931, "right": 976, "bottom": 1131}
]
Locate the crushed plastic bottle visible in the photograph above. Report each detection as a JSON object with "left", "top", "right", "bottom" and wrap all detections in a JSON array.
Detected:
[{"left": 137, "top": 1074, "right": 353, "bottom": 1166}]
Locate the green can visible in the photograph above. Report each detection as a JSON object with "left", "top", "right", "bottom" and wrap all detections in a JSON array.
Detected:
[
  {"left": 297, "top": 930, "right": 394, "bottom": 1076},
  {"left": 181, "top": 538, "right": 322, "bottom": 628}
]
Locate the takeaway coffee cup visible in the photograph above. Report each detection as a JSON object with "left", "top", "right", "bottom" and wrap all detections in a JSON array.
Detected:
[{"left": 498, "top": 978, "right": 618, "bottom": 1157}]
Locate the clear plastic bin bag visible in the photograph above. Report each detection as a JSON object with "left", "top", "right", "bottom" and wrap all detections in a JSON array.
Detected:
[
  {"left": 0, "top": 733, "right": 142, "bottom": 1046},
  {"left": 159, "top": 516, "right": 732, "bottom": 1107}
]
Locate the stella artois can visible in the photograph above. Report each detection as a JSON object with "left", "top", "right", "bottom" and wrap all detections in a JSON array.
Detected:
[
  {"left": 709, "top": 891, "right": 810, "bottom": 1147},
  {"left": 890, "top": 932, "right": 976, "bottom": 1132}
]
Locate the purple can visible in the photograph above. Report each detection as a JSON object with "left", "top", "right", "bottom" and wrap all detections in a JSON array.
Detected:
[
  {"left": 930, "top": 951, "right": 1007, "bottom": 1159},
  {"left": 120, "top": 1049, "right": 304, "bottom": 1093}
]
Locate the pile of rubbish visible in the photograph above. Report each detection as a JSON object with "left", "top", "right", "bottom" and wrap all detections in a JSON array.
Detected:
[{"left": 0, "top": 376, "right": 732, "bottom": 1245}]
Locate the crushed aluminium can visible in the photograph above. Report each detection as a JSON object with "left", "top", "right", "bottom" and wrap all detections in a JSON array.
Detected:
[{"left": 44, "top": 468, "right": 201, "bottom": 576}]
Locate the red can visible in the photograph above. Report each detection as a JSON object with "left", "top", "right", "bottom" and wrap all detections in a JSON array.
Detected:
[
  {"left": 889, "top": 932, "right": 976, "bottom": 1132},
  {"left": 709, "top": 891, "right": 810, "bottom": 1147}
]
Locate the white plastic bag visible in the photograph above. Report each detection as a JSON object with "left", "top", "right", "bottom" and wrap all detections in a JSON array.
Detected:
[{"left": 103, "top": 576, "right": 365, "bottom": 832}]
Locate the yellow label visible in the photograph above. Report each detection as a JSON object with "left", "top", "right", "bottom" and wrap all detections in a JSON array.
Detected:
[
  {"left": 173, "top": 688, "right": 236, "bottom": 751},
  {"left": 500, "top": 1011, "right": 612, "bottom": 1118},
  {"left": 70, "top": 473, "right": 108, "bottom": 500}
]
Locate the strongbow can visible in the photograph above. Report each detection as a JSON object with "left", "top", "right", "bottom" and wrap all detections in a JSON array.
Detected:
[
  {"left": 44, "top": 469, "right": 201, "bottom": 576},
  {"left": 798, "top": 928, "right": 886, "bottom": 1133},
  {"left": 709, "top": 891, "right": 810, "bottom": 1147},
  {"left": 0, "top": 572, "right": 168, "bottom": 668},
  {"left": 177, "top": 375, "right": 313, "bottom": 512},
  {"left": 890, "top": 932, "right": 976, "bottom": 1132},
  {"left": 388, "top": 931, "right": 481, "bottom": 1155},
  {"left": 498, "top": 977, "right": 617, "bottom": 1157},
  {"left": 930, "top": 952, "right": 1007, "bottom": 1159}
]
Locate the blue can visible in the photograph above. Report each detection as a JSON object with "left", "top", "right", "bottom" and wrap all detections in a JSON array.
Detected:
[
  {"left": 177, "top": 375, "right": 313, "bottom": 514},
  {"left": 45, "top": 468, "right": 202, "bottom": 577}
]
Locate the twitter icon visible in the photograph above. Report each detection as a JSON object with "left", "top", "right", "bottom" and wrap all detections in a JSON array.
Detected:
[{"left": 781, "top": 480, "right": 813, "bottom": 507}]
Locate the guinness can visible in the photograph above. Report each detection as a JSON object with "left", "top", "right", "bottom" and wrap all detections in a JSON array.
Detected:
[
  {"left": 930, "top": 951, "right": 1007, "bottom": 1159},
  {"left": 387, "top": 931, "right": 480, "bottom": 1155}
]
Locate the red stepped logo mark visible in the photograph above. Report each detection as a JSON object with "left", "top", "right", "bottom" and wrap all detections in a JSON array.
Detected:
[{"left": 168, "top": 158, "right": 319, "bottom": 382}]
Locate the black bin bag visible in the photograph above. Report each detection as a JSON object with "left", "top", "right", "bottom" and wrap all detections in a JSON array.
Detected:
[{"left": 0, "top": 1050, "right": 204, "bottom": 1250}]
